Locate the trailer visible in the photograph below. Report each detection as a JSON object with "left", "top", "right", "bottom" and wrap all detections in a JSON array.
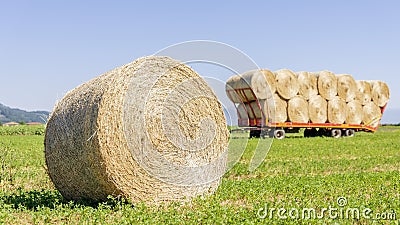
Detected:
[{"left": 226, "top": 87, "right": 387, "bottom": 139}]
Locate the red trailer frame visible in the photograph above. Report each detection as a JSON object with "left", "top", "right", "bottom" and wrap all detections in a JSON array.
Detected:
[{"left": 226, "top": 87, "right": 387, "bottom": 139}]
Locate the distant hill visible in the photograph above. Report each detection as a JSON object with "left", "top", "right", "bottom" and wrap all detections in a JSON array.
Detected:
[{"left": 0, "top": 103, "right": 49, "bottom": 124}]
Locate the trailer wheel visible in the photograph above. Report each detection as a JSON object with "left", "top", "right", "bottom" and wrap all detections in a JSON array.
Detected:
[
  {"left": 249, "top": 130, "right": 261, "bottom": 138},
  {"left": 345, "top": 129, "right": 355, "bottom": 137},
  {"left": 310, "top": 128, "right": 318, "bottom": 137},
  {"left": 304, "top": 128, "right": 311, "bottom": 138},
  {"left": 273, "top": 129, "right": 286, "bottom": 139},
  {"left": 318, "top": 128, "right": 328, "bottom": 137},
  {"left": 330, "top": 129, "right": 342, "bottom": 138},
  {"left": 304, "top": 128, "right": 318, "bottom": 137}
]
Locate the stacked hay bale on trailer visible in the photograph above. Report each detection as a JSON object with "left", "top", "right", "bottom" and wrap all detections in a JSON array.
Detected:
[{"left": 225, "top": 69, "right": 390, "bottom": 139}]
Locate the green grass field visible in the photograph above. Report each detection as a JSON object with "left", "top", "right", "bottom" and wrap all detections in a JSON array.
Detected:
[{"left": 0, "top": 125, "right": 399, "bottom": 224}]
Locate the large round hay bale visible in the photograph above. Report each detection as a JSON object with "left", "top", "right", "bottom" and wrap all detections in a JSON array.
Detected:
[
  {"left": 356, "top": 81, "right": 372, "bottom": 105},
  {"left": 260, "top": 69, "right": 277, "bottom": 99},
  {"left": 308, "top": 95, "right": 327, "bottom": 123},
  {"left": 295, "top": 71, "right": 318, "bottom": 100},
  {"left": 225, "top": 69, "right": 275, "bottom": 103},
  {"left": 316, "top": 71, "right": 338, "bottom": 101},
  {"left": 362, "top": 101, "right": 382, "bottom": 127},
  {"left": 346, "top": 100, "right": 363, "bottom": 124},
  {"left": 275, "top": 69, "right": 300, "bottom": 100},
  {"left": 369, "top": 81, "right": 390, "bottom": 107},
  {"left": 337, "top": 74, "right": 358, "bottom": 102},
  {"left": 266, "top": 94, "right": 287, "bottom": 123},
  {"left": 287, "top": 96, "right": 309, "bottom": 123},
  {"left": 45, "top": 56, "right": 229, "bottom": 203},
  {"left": 327, "top": 96, "right": 347, "bottom": 124}
]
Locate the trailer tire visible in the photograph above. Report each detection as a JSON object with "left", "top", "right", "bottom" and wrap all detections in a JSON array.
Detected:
[
  {"left": 250, "top": 130, "right": 261, "bottom": 138},
  {"left": 310, "top": 128, "right": 318, "bottom": 137},
  {"left": 345, "top": 129, "right": 355, "bottom": 137},
  {"left": 304, "top": 128, "right": 311, "bottom": 138},
  {"left": 304, "top": 128, "right": 318, "bottom": 137},
  {"left": 273, "top": 129, "right": 286, "bottom": 139},
  {"left": 317, "top": 128, "right": 328, "bottom": 137},
  {"left": 330, "top": 129, "right": 342, "bottom": 138}
]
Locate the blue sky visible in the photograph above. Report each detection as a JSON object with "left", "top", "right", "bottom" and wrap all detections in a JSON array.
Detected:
[{"left": 0, "top": 0, "right": 399, "bottom": 122}]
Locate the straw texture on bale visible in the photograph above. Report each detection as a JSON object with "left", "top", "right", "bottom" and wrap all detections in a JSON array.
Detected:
[
  {"left": 369, "top": 81, "right": 390, "bottom": 107},
  {"left": 362, "top": 102, "right": 382, "bottom": 127},
  {"left": 226, "top": 74, "right": 256, "bottom": 102},
  {"left": 266, "top": 94, "right": 287, "bottom": 123},
  {"left": 226, "top": 68, "right": 389, "bottom": 128},
  {"left": 287, "top": 96, "right": 309, "bottom": 123},
  {"left": 238, "top": 99, "right": 286, "bottom": 122},
  {"left": 327, "top": 96, "right": 347, "bottom": 124},
  {"left": 308, "top": 95, "right": 327, "bottom": 123},
  {"left": 337, "top": 74, "right": 358, "bottom": 102},
  {"left": 241, "top": 98, "right": 291, "bottom": 123},
  {"left": 225, "top": 69, "right": 275, "bottom": 103},
  {"left": 45, "top": 56, "right": 229, "bottom": 203},
  {"left": 356, "top": 81, "right": 372, "bottom": 105},
  {"left": 316, "top": 71, "right": 338, "bottom": 101},
  {"left": 275, "top": 69, "right": 300, "bottom": 100},
  {"left": 260, "top": 69, "right": 277, "bottom": 99},
  {"left": 346, "top": 100, "right": 363, "bottom": 124},
  {"left": 295, "top": 71, "right": 318, "bottom": 100}
]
